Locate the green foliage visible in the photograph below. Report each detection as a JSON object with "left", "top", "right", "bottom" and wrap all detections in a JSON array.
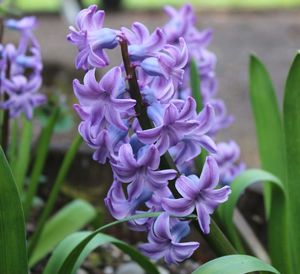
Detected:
[
  {"left": 45, "top": 212, "right": 165, "bottom": 274},
  {"left": 0, "top": 147, "right": 28, "bottom": 273},
  {"left": 249, "top": 55, "right": 287, "bottom": 215},
  {"left": 283, "top": 52, "right": 300, "bottom": 271},
  {"left": 192, "top": 255, "right": 280, "bottom": 274},
  {"left": 29, "top": 199, "right": 97, "bottom": 267},
  {"left": 23, "top": 108, "right": 60, "bottom": 218}
]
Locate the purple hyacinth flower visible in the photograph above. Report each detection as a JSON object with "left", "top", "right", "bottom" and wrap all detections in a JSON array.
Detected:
[
  {"left": 73, "top": 67, "right": 136, "bottom": 131},
  {"left": 137, "top": 97, "right": 199, "bottom": 154},
  {"left": 213, "top": 141, "right": 246, "bottom": 185},
  {"left": 0, "top": 74, "right": 46, "bottom": 119},
  {"left": 170, "top": 104, "right": 217, "bottom": 165},
  {"left": 208, "top": 99, "right": 234, "bottom": 135},
  {"left": 67, "top": 5, "right": 118, "bottom": 69},
  {"left": 163, "top": 4, "right": 195, "bottom": 43},
  {"left": 162, "top": 156, "right": 231, "bottom": 234},
  {"left": 111, "top": 143, "right": 177, "bottom": 197},
  {"left": 139, "top": 213, "right": 199, "bottom": 264},
  {"left": 5, "top": 16, "right": 37, "bottom": 31},
  {"left": 121, "top": 22, "right": 166, "bottom": 62},
  {"left": 105, "top": 180, "right": 152, "bottom": 220},
  {"left": 140, "top": 38, "right": 188, "bottom": 91}
]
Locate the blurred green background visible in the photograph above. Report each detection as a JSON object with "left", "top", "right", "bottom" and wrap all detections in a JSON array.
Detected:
[{"left": 9, "top": 0, "right": 300, "bottom": 12}]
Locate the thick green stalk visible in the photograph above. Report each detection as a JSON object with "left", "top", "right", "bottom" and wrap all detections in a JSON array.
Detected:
[{"left": 28, "top": 134, "right": 83, "bottom": 258}]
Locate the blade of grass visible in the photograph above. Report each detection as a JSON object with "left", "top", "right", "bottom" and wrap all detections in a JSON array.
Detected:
[
  {"left": 23, "top": 108, "right": 60, "bottom": 219},
  {"left": 249, "top": 55, "right": 287, "bottom": 215},
  {"left": 190, "top": 58, "right": 207, "bottom": 172},
  {"left": 0, "top": 147, "right": 28, "bottom": 274},
  {"left": 44, "top": 231, "right": 160, "bottom": 274},
  {"left": 283, "top": 52, "right": 300, "bottom": 272},
  {"left": 29, "top": 199, "right": 96, "bottom": 267},
  {"left": 14, "top": 117, "right": 33, "bottom": 190},
  {"left": 28, "top": 134, "right": 83, "bottom": 257},
  {"left": 218, "top": 169, "right": 292, "bottom": 274},
  {"left": 192, "top": 255, "right": 279, "bottom": 274}
]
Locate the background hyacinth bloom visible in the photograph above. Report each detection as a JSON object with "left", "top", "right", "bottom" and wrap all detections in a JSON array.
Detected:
[
  {"left": 213, "top": 141, "right": 246, "bottom": 184},
  {"left": 67, "top": 5, "right": 118, "bottom": 69},
  {"left": 139, "top": 213, "right": 199, "bottom": 264},
  {"left": 111, "top": 143, "right": 177, "bottom": 197},
  {"left": 0, "top": 74, "right": 45, "bottom": 119},
  {"left": 162, "top": 157, "right": 231, "bottom": 234}
]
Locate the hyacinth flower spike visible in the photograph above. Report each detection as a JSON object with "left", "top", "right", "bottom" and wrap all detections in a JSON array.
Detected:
[{"left": 162, "top": 156, "right": 231, "bottom": 234}]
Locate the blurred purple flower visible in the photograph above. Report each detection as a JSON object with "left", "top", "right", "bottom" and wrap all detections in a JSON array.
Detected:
[
  {"left": 0, "top": 74, "right": 45, "bottom": 119},
  {"left": 162, "top": 156, "right": 231, "bottom": 234},
  {"left": 139, "top": 213, "right": 199, "bottom": 264},
  {"left": 213, "top": 141, "right": 246, "bottom": 184}
]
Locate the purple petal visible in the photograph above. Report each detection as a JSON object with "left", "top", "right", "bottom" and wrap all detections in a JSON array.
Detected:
[
  {"left": 198, "top": 156, "right": 219, "bottom": 190},
  {"left": 136, "top": 125, "right": 163, "bottom": 144},
  {"left": 175, "top": 175, "right": 199, "bottom": 199},
  {"left": 162, "top": 198, "right": 194, "bottom": 216},
  {"left": 196, "top": 203, "right": 211, "bottom": 234}
]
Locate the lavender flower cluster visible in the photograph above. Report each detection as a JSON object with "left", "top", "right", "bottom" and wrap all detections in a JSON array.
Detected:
[
  {"left": 68, "top": 4, "right": 244, "bottom": 263},
  {"left": 0, "top": 16, "right": 45, "bottom": 119}
]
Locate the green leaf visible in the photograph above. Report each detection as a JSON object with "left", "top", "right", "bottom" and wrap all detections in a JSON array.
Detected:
[
  {"left": 23, "top": 108, "right": 60, "bottom": 218},
  {"left": 28, "top": 134, "right": 83, "bottom": 257},
  {"left": 45, "top": 212, "right": 165, "bottom": 274},
  {"left": 190, "top": 58, "right": 203, "bottom": 112},
  {"left": 44, "top": 231, "right": 159, "bottom": 274},
  {"left": 249, "top": 56, "right": 292, "bottom": 273},
  {"left": 192, "top": 255, "right": 280, "bottom": 274},
  {"left": 218, "top": 169, "right": 291, "bottom": 273},
  {"left": 283, "top": 52, "right": 300, "bottom": 271},
  {"left": 29, "top": 199, "right": 97, "bottom": 267},
  {"left": 190, "top": 58, "right": 207, "bottom": 172},
  {"left": 249, "top": 55, "right": 287, "bottom": 215},
  {"left": 0, "top": 147, "right": 28, "bottom": 273},
  {"left": 14, "top": 117, "right": 33, "bottom": 190}
]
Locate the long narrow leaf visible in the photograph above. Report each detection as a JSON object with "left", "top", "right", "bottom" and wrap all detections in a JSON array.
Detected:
[
  {"left": 28, "top": 134, "right": 83, "bottom": 257},
  {"left": 218, "top": 169, "right": 292, "bottom": 273},
  {"left": 190, "top": 58, "right": 206, "bottom": 172},
  {"left": 0, "top": 147, "right": 28, "bottom": 273},
  {"left": 14, "top": 117, "right": 33, "bottom": 190},
  {"left": 23, "top": 108, "right": 60, "bottom": 218},
  {"left": 283, "top": 52, "right": 300, "bottom": 271},
  {"left": 44, "top": 231, "right": 159, "bottom": 274},
  {"left": 29, "top": 199, "right": 96, "bottom": 267},
  {"left": 249, "top": 56, "right": 292, "bottom": 273},
  {"left": 192, "top": 255, "right": 279, "bottom": 274},
  {"left": 249, "top": 55, "right": 287, "bottom": 214}
]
